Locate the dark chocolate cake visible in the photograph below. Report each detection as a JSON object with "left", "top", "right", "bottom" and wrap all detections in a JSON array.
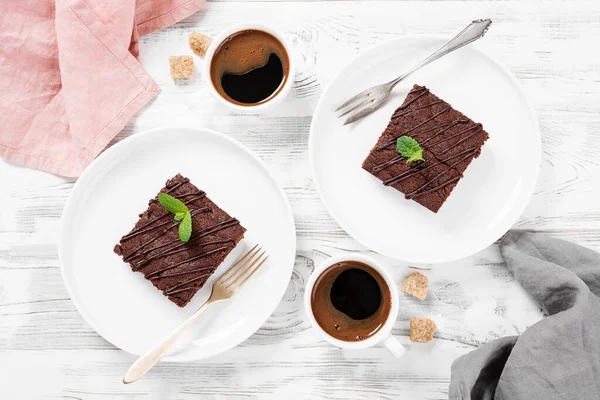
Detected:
[
  {"left": 362, "top": 85, "right": 489, "bottom": 213},
  {"left": 114, "top": 174, "right": 246, "bottom": 307}
]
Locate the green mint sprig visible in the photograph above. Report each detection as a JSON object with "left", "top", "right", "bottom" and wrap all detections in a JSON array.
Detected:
[
  {"left": 158, "top": 193, "right": 192, "bottom": 242},
  {"left": 396, "top": 136, "right": 425, "bottom": 163}
]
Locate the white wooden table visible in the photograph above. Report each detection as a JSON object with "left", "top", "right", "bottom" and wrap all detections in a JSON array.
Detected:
[{"left": 1, "top": 1, "right": 599, "bottom": 398}]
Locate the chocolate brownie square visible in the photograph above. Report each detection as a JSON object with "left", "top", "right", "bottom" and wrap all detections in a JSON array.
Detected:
[
  {"left": 114, "top": 174, "right": 246, "bottom": 307},
  {"left": 362, "top": 85, "right": 489, "bottom": 213}
]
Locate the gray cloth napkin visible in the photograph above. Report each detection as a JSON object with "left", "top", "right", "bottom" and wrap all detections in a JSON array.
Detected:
[{"left": 449, "top": 230, "right": 600, "bottom": 400}]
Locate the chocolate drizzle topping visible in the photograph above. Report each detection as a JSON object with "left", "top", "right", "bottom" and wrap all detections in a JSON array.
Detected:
[
  {"left": 376, "top": 106, "right": 451, "bottom": 150},
  {"left": 165, "top": 273, "right": 213, "bottom": 296},
  {"left": 121, "top": 212, "right": 171, "bottom": 241},
  {"left": 407, "top": 176, "right": 461, "bottom": 199},
  {"left": 122, "top": 208, "right": 210, "bottom": 261},
  {"left": 420, "top": 120, "right": 470, "bottom": 146},
  {"left": 390, "top": 86, "right": 429, "bottom": 118},
  {"left": 371, "top": 85, "right": 486, "bottom": 202},
  {"left": 392, "top": 100, "right": 444, "bottom": 120},
  {"left": 118, "top": 179, "right": 242, "bottom": 299},
  {"left": 121, "top": 207, "right": 208, "bottom": 242},
  {"left": 145, "top": 245, "right": 231, "bottom": 279},
  {"left": 439, "top": 124, "right": 483, "bottom": 154},
  {"left": 383, "top": 147, "right": 478, "bottom": 187},
  {"left": 125, "top": 217, "right": 239, "bottom": 266},
  {"left": 373, "top": 155, "right": 405, "bottom": 173},
  {"left": 149, "top": 188, "right": 206, "bottom": 205},
  {"left": 405, "top": 149, "right": 478, "bottom": 199},
  {"left": 132, "top": 239, "right": 235, "bottom": 271},
  {"left": 163, "top": 178, "right": 189, "bottom": 194}
]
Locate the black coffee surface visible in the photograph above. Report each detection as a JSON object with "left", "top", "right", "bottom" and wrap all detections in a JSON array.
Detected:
[
  {"left": 209, "top": 29, "right": 290, "bottom": 106},
  {"left": 310, "top": 261, "right": 392, "bottom": 342},
  {"left": 221, "top": 53, "right": 283, "bottom": 104},
  {"left": 330, "top": 268, "right": 382, "bottom": 320}
]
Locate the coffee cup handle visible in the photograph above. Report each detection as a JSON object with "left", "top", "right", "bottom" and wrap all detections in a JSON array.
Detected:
[{"left": 382, "top": 333, "right": 406, "bottom": 358}]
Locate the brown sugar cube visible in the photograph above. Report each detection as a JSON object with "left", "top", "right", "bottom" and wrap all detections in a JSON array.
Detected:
[
  {"left": 189, "top": 32, "right": 212, "bottom": 57},
  {"left": 402, "top": 272, "right": 428, "bottom": 300},
  {"left": 169, "top": 56, "right": 194, "bottom": 79},
  {"left": 410, "top": 317, "right": 436, "bottom": 343}
]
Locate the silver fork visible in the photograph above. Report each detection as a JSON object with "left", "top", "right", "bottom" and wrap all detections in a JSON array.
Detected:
[
  {"left": 123, "top": 244, "right": 268, "bottom": 384},
  {"left": 336, "top": 19, "right": 492, "bottom": 125}
]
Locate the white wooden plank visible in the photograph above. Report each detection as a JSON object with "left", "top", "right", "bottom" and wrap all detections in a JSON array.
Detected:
[
  {"left": 1, "top": 1, "right": 599, "bottom": 398},
  {"left": 0, "top": 341, "right": 472, "bottom": 399}
]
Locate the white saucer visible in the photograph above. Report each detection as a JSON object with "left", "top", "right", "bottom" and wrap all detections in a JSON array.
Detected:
[
  {"left": 59, "top": 127, "right": 296, "bottom": 361},
  {"left": 310, "top": 35, "right": 541, "bottom": 264}
]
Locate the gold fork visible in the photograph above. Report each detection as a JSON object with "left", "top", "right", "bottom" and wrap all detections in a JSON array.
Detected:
[{"left": 123, "top": 244, "right": 268, "bottom": 384}]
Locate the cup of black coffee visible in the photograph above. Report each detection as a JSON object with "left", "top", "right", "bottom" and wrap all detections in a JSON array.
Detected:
[
  {"left": 199, "top": 23, "right": 294, "bottom": 112},
  {"left": 304, "top": 254, "right": 405, "bottom": 357}
]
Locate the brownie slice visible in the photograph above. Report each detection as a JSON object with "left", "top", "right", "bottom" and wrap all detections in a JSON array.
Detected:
[
  {"left": 362, "top": 85, "right": 489, "bottom": 213},
  {"left": 114, "top": 174, "right": 246, "bottom": 307}
]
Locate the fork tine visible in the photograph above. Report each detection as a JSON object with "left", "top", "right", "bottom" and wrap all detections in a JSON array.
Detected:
[
  {"left": 221, "top": 246, "right": 262, "bottom": 285},
  {"left": 335, "top": 89, "right": 370, "bottom": 112},
  {"left": 227, "top": 253, "right": 269, "bottom": 292},
  {"left": 338, "top": 97, "right": 373, "bottom": 118},
  {"left": 219, "top": 244, "right": 259, "bottom": 283},
  {"left": 343, "top": 105, "right": 379, "bottom": 125}
]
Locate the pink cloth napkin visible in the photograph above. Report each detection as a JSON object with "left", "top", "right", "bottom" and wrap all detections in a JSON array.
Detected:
[{"left": 0, "top": 0, "right": 205, "bottom": 177}]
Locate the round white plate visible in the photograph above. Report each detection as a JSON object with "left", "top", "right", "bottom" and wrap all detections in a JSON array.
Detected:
[
  {"left": 59, "top": 127, "right": 296, "bottom": 361},
  {"left": 310, "top": 36, "right": 541, "bottom": 264}
]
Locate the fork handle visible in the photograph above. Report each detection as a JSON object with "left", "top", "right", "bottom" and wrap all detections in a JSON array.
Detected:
[
  {"left": 390, "top": 19, "right": 492, "bottom": 88},
  {"left": 122, "top": 299, "right": 214, "bottom": 384}
]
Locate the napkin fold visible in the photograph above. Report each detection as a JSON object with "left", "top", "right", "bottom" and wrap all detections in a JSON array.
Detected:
[
  {"left": 0, "top": 0, "right": 204, "bottom": 177},
  {"left": 450, "top": 230, "right": 600, "bottom": 399}
]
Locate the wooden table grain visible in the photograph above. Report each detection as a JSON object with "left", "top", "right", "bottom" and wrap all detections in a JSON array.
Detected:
[{"left": 1, "top": 1, "right": 599, "bottom": 398}]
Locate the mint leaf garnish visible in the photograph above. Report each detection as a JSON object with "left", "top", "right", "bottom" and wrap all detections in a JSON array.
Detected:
[
  {"left": 396, "top": 136, "right": 425, "bottom": 163},
  {"left": 178, "top": 211, "right": 192, "bottom": 242},
  {"left": 158, "top": 193, "right": 188, "bottom": 215},
  {"left": 157, "top": 193, "right": 192, "bottom": 242}
]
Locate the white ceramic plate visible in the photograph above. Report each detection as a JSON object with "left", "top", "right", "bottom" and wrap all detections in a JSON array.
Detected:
[
  {"left": 310, "top": 36, "right": 541, "bottom": 264},
  {"left": 59, "top": 127, "right": 296, "bottom": 361}
]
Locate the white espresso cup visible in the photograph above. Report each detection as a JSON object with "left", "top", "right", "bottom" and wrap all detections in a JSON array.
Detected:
[
  {"left": 304, "top": 253, "right": 405, "bottom": 358},
  {"left": 200, "top": 22, "right": 295, "bottom": 113}
]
